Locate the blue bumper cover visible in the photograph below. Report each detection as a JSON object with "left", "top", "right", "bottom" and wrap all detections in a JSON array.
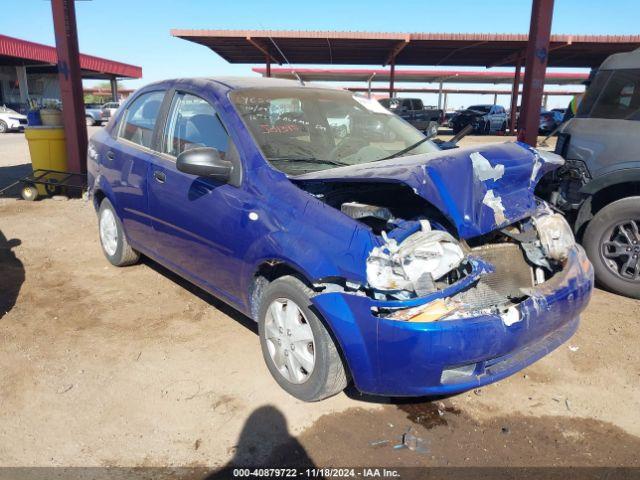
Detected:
[{"left": 311, "top": 246, "right": 594, "bottom": 397}]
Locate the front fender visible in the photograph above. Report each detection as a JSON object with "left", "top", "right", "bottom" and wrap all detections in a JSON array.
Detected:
[{"left": 240, "top": 224, "right": 376, "bottom": 303}]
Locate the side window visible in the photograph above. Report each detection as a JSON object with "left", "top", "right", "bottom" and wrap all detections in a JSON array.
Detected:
[
  {"left": 412, "top": 99, "right": 424, "bottom": 110},
  {"left": 118, "top": 91, "right": 165, "bottom": 149},
  {"left": 163, "top": 92, "right": 230, "bottom": 158},
  {"left": 402, "top": 99, "right": 413, "bottom": 111}
]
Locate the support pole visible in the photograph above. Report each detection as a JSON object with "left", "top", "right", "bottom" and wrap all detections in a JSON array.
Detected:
[
  {"left": 437, "top": 81, "right": 443, "bottom": 110},
  {"left": 443, "top": 92, "right": 448, "bottom": 112},
  {"left": 493, "top": 92, "right": 498, "bottom": 105},
  {"left": 389, "top": 62, "right": 395, "bottom": 98},
  {"left": 15, "top": 66, "right": 29, "bottom": 107},
  {"left": 543, "top": 94, "right": 549, "bottom": 109},
  {"left": 110, "top": 76, "right": 118, "bottom": 102},
  {"left": 366, "top": 72, "right": 376, "bottom": 98},
  {"left": 518, "top": 0, "right": 554, "bottom": 146},
  {"left": 265, "top": 54, "right": 271, "bottom": 77},
  {"left": 51, "top": 0, "right": 87, "bottom": 174},
  {"left": 509, "top": 57, "right": 522, "bottom": 134}
]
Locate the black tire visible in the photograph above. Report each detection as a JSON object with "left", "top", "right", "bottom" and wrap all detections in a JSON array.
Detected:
[
  {"left": 21, "top": 183, "right": 39, "bottom": 201},
  {"left": 483, "top": 120, "right": 491, "bottom": 135},
  {"left": 583, "top": 197, "right": 640, "bottom": 299},
  {"left": 0, "top": 120, "right": 7, "bottom": 134},
  {"left": 257, "top": 276, "right": 348, "bottom": 401},
  {"left": 98, "top": 198, "right": 140, "bottom": 267},
  {"left": 500, "top": 121, "right": 507, "bottom": 133}
]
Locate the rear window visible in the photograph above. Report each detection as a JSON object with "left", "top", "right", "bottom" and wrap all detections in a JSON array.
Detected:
[
  {"left": 118, "top": 91, "right": 165, "bottom": 149},
  {"left": 578, "top": 69, "right": 640, "bottom": 120}
]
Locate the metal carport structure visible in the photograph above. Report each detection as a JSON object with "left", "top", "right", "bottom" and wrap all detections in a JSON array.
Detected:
[
  {"left": 172, "top": 13, "right": 640, "bottom": 145},
  {"left": 251, "top": 67, "right": 588, "bottom": 112}
]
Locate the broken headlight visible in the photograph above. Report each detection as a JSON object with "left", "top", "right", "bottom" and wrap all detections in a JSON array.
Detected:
[
  {"left": 533, "top": 213, "right": 575, "bottom": 262},
  {"left": 366, "top": 222, "right": 465, "bottom": 295}
]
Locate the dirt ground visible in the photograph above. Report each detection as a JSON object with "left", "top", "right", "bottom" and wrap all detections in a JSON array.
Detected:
[{"left": 1, "top": 129, "right": 639, "bottom": 473}]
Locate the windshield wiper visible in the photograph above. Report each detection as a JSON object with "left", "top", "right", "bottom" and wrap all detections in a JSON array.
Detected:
[
  {"left": 380, "top": 136, "right": 431, "bottom": 161},
  {"left": 269, "top": 156, "right": 349, "bottom": 167}
]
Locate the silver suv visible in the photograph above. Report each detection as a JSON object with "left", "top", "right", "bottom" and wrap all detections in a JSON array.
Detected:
[{"left": 538, "top": 48, "right": 640, "bottom": 298}]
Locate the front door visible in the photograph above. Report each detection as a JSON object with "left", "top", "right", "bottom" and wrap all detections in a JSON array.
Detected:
[{"left": 146, "top": 91, "right": 249, "bottom": 305}]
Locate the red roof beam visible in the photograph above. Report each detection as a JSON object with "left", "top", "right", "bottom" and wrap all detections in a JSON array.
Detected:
[{"left": 0, "top": 34, "right": 142, "bottom": 78}]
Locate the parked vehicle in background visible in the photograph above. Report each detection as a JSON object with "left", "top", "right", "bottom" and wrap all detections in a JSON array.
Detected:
[
  {"left": 88, "top": 77, "right": 592, "bottom": 401},
  {"left": 444, "top": 111, "right": 458, "bottom": 127},
  {"left": 85, "top": 103, "right": 104, "bottom": 126},
  {"left": 537, "top": 47, "right": 640, "bottom": 298},
  {"left": 101, "top": 101, "right": 120, "bottom": 121},
  {"left": 0, "top": 106, "right": 27, "bottom": 133},
  {"left": 551, "top": 107, "right": 567, "bottom": 118},
  {"left": 449, "top": 105, "right": 508, "bottom": 134},
  {"left": 378, "top": 97, "right": 442, "bottom": 136},
  {"left": 539, "top": 110, "right": 560, "bottom": 134}
]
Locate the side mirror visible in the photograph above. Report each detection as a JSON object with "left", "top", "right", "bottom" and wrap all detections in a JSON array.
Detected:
[{"left": 176, "top": 147, "right": 232, "bottom": 183}]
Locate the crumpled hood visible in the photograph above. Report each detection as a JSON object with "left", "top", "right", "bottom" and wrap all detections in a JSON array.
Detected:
[{"left": 293, "top": 141, "right": 563, "bottom": 239}]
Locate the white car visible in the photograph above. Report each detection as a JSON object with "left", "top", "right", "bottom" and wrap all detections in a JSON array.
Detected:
[
  {"left": 0, "top": 106, "right": 28, "bottom": 133},
  {"left": 100, "top": 102, "right": 120, "bottom": 121}
]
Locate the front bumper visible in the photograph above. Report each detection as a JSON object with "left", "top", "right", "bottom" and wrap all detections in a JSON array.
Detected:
[{"left": 312, "top": 245, "right": 593, "bottom": 397}]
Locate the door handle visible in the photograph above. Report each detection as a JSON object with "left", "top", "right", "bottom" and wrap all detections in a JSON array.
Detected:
[
  {"left": 106, "top": 151, "right": 115, "bottom": 160},
  {"left": 153, "top": 170, "right": 166, "bottom": 183}
]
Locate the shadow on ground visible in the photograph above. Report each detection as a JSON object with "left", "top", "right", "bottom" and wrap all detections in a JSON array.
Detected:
[
  {"left": 0, "top": 230, "right": 24, "bottom": 318},
  {"left": 142, "top": 257, "right": 258, "bottom": 335},
  {"left": 207, "top": 405, "right": 318, "bottom": 478}
]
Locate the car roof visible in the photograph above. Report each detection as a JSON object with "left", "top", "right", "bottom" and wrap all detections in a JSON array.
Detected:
[
  {"left": 143, "top": 76, "right": 340, "bottom": 92},
  {"left": 600, "top": 47, "right": 640, "bottom": 70}
]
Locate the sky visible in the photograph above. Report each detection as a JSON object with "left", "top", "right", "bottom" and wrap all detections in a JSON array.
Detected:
[{"left": 2, "top": 0, "right": 639, "bottom": 109}]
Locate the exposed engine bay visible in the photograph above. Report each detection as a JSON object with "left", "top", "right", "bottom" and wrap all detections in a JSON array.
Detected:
[{"left": 295, "top": 179, "right": 575, "bottom": 324}]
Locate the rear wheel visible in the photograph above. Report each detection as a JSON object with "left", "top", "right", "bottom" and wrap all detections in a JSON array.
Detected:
[
  {"left": 98, "top": 198, "right": 140, "bottom": 267},
  {"left": 0, "top": 120, "right": 7, "bottom": 134},
  {"left": 257, "top": 276, "right": 347, "bottom": 401},
  {"left": 583, "top": 197, "right": 640, "bottom": 299},
  {"left": 20, "top": 183, "right": 38, "bottom": 201}
]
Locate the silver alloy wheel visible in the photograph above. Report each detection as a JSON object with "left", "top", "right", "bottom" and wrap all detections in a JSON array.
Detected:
[
  {"left": 99, "top": 207, "right": 118, "bottom": 256},
  {"left": 264, "top": 298, "right": 316, "bottom": 384}
]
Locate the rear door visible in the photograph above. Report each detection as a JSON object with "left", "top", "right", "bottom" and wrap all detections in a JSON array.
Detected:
[
  {"left": 100, "top": 90, "right": 166, "bottom": 249},
  {"left": 145, "top": 89, "right": 249, "bottom": 304}
]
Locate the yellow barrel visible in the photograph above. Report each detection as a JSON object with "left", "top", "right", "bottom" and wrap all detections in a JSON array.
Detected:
[{"left": 24, "top": 127, "right": 67, "bottom": 195}]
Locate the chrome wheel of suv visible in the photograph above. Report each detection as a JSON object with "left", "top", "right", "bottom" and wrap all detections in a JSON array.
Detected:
[
  {"left": 602, "top": 219, "right": 640, "bottom": 280},
  {"left": 584, "top": 197, "right": 640, "bottom": 299}
]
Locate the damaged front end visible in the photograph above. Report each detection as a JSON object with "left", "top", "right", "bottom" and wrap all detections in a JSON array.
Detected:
[{"left": 292, "top": 142, "right": 593, "bottom": 396}]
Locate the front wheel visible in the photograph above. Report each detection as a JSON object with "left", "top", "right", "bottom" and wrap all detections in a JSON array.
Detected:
[
  {"left": 0, "top": 120, "right": 8, "bottom": 134},
  {"left": 583, "top": 197, "right": 640, "bottom": 299},
  {"left": 85, "top": 116, "right": 95, "bottom": 126},
  {"left": 258, "top": 276, "right": 347, "bottom": 401},
  {"left": 98, "top": 198, "right": 140, "bottom": 267}
]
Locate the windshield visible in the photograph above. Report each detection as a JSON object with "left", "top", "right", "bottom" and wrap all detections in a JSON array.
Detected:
[
  {"left": 467, "top": 105, "right": 491, "bottom": 113},
  {"left": 577, "top": 69, "right": 640, "bottom": 120},
  {"left": 229, "top": 88, "right": 439, "bottom": 175}
]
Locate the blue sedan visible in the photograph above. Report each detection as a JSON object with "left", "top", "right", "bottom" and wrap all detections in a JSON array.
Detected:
[{"left": 87, "top": 77, "right": 593, "bottom": 401}]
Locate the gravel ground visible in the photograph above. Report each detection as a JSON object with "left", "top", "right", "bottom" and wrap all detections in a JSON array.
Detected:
[{"left": 1, "top": 128, "right": 638, "bottom": 473}]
